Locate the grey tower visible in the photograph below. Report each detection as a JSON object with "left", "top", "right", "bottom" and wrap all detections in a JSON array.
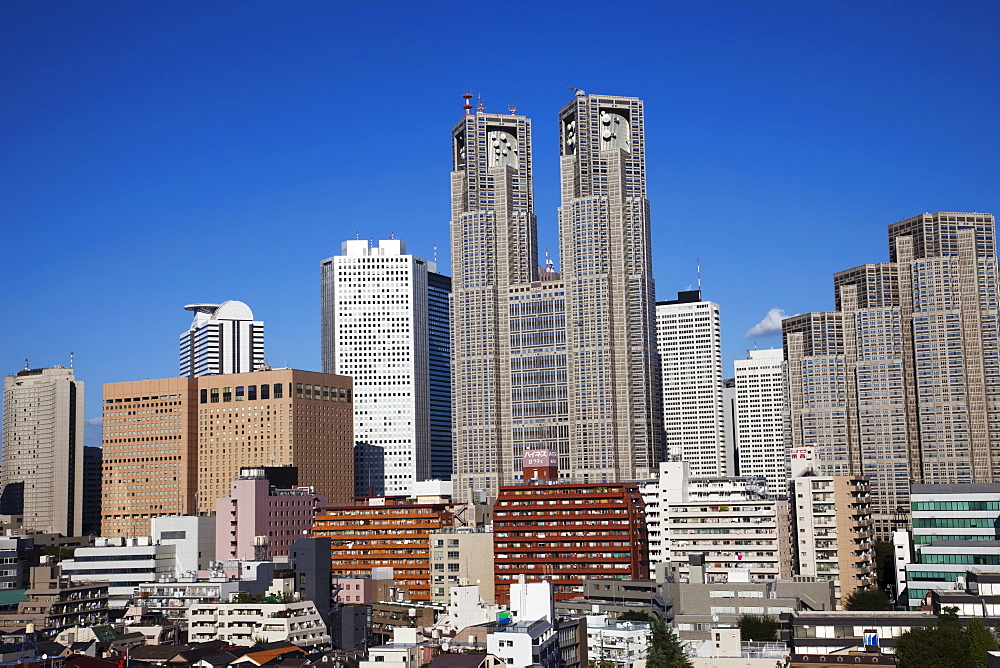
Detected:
[{"left": 450, "top": 92, "right": 662, "bottom": 501}]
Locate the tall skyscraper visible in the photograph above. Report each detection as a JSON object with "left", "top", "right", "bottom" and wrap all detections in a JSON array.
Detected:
[
  {"left": 785, "top": 212, "right": 999, "bottom": 538},
  {"left": 450, "top": 92, "right": 662, "bottom": 501},
  {"left": 180, "top": 300, "right": 264, "bottom": 377},
  {"left": 102, "top": 369, "right": 353, "bottom": 537},
  {"left": 321, "top": 239, "right": 452, "bottom": 496},
  {"left": 656, "top": 290, "right": 728, "bottom": 477},
  {"left": 1, "top": 365, "right": 83, "bottom": 536},
  {"left": 734, "top": 348, "right": 786, "bottom": 497}
]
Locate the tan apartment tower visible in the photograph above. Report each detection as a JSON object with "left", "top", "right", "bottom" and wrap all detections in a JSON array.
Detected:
[
  {"left": 791, "top": 473, "right": 876, "bottom": 608},
  {"left": 102, "top": 368, "right": 353, "bottom": 537},
  {"left": 1, "top": 366, "right": 83, "bottom": 536},
  {"left": 450, "top": 92, "right": 662, "bottom": 501},
  {"left": 784, "top": 212, "right": 999, "bottom": 539}
]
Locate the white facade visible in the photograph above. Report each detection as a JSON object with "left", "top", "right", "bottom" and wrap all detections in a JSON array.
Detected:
[
  {"left": 152, "top": 515, "right": 216, "bottom": 574},
  {"left": 60, "top": 536, "right": 175, "bottom": 607},
  {"left": 733, "top": 349, "right": 786, "bottom": 498},
  {"left": 179, "top": 300, "right": 264, "bottom": 377},
  {"left": 1, "top": 365, "right": 84, "bottom": 536},
  {"left": 188, "top": 580, "right": 330, "bottom": 649},
  {"left": 321, "top": 239, "right": 434, "bottom": 497},
  {"left": 642, "top": 461, "right": 789, "bottom": 583},
  {"left": 657, "top": 293, "right": 729, "bottom": 477},
  {"left": 487, "top": 619, "right": 557, "bottom": 668},
  {"left": 585, "top": 615, "right": 650, "bottom": 668}
]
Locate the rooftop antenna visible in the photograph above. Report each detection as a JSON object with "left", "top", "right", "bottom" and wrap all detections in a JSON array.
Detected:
[
  {"left": 433, "top": 244, "right": 438, "bottom": 264},
  {"left": 697, "top": 258, "right": 702, "bottom": 291},
  {"left": 390, "top": 231, "right": 395, "bottom": 240},
  {"left": 545, "top": 248, "right": 554, "bottom": 276},
  {"left": 23, "top": 358, "right": 28, "bottom": 371},
  {"left": 70, "top": 351, "right": 74, "bottom": 368},
  {"left": 508, "top": 100, "right": 518, "bottom": 115},
  {"left": 476, "top": 95, "right": 486, "bottom": 114},
  {"left": 462, "top": 90, "right": 474, "bottom": 115},
  {"left": 355, "top": 230, "right": 359, "bottom": 240}
]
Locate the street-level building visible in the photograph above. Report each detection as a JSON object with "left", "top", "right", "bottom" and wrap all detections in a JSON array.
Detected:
[
  {"left": 492, "top": 480, "right": 648, "bottom": 603},
  {"left": 313, "top": 494, "right": 461, "bottom": 602},
  {"left": 791, "top": 473, "right": 876, "bottom": 607}
]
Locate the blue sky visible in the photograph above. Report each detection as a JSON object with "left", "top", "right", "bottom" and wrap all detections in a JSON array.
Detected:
[{"left": 2, "top": 0, "right": 999, "bottom": 446}]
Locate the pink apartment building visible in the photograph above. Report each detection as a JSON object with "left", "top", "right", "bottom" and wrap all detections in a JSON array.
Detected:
[{"left": 216, "top": 467, "right": 326, "bottom": 562}]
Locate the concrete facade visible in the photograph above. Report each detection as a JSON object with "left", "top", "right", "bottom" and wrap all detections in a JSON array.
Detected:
[
  {"left": 657, "top": 291, "right": 727, "bottom": 477},
  {"left": 450, "top": 93, "right": 663, "bottom": 502},
  {"left": 1, "top": 365, "right": 84, "bottom": 536},
  {"left": 215, "top": 468, "right": 326, "bottom": 562},
  {"left": 791, "top": 474, "right": 876, "bottom": 607},
  {"left": 733, "top": 348, "right": 786, "bottom": 497},
  {"left": 785, "top": 212, "right": 1000, "bottom": 539},
  {"left": 321, "top": 239, "right": 452, "bottom": 497}
]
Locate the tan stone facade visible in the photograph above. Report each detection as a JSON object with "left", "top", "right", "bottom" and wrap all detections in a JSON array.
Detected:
[{"left": 102, "top": 369, "right": 353, "bottom": 537}]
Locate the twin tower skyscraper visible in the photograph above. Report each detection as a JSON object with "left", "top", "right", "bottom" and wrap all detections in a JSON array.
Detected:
[{"left": 449, "top": 92, "right": 663, "bottom": 500}]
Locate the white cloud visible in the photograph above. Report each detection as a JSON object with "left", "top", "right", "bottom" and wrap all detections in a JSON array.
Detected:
[
  {"left": 745, "top": 308, "right": 788, "bottom": 338},
  {"left": 85, "top": 417, "right": 103, "bottom": 426}
]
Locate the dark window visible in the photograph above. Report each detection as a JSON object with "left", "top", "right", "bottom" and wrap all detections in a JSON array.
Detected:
[
  {"left": 274, "top": 383, "right": 283, "bottom": 399},
  {"left": 235, "top": 386, "right": 245, "bottom": 401},
  {"left": 210, "top": 388, "right": 219, "bottom": 404},
  {"left": 200, "top": 389, "right": 208, "bottom": 404},
  {"left": 248, "top": 385, "right": 257, "bottom": 401},
  {"left": 222, "top": 387, "right": 232, "bottom": 402},
  {"left": 261, "top": 384, "right": 270, "bottom": 400}
]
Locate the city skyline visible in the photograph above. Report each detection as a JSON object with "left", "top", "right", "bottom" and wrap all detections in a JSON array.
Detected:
[{"left": 3, "top": 1, "right": 999, "bottom": 442}]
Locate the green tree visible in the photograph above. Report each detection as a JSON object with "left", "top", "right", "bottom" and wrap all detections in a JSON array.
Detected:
[
  {"left": 894, "top": 622, "right": 969, "bottom": 667},
  {"left": 963, "top": 618, "right": 998, "bottom": 668},
  {"left": 646, "top": 618, "right": 692, "bottom": 668},
  {"left": 843, "top": 587, "right": 892, "bottom": 611},
  {"left": 893, "top": 608, "right": 997, "bottom": 668},
  {"left": 619, "top": 610, "right": 652, "bottom": 623},
  {"left": 737, "top": 614, "right": 778, "bottom": 642}
]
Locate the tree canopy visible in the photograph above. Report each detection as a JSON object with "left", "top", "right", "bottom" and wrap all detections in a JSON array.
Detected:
[
  {"left": 894, "top": 609, "right": 998, "bottom": 668},
  {"left": 646, "top": 618, "right": 692, "bottom": 668},
  {"left": 843, "top": 587, "right": 893, "bottom": 611},
  {"left": 737, "top": 613, "right": 779, "bottom": 642}
]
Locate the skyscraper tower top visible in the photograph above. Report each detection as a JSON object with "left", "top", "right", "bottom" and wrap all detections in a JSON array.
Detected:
[{"left": 179, "top": 300, "right": 264, "bottom": 377}]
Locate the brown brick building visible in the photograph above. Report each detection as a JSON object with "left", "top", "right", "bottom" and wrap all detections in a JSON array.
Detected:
[
  {"left": 493, "top": 481, "right": 649, "bottom": 603},
  {"left": 312, "top": 496, "right": 457, "bottom": 602}
]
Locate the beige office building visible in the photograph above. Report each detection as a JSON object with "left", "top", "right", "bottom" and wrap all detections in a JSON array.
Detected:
[
  {"left": 102, "top": 369, "right": 353, "bottom": 537},
  {"left": 450, "top": 92, "right": 662, "bottom": 500},
  {"left": 1, "top": 366, "right": 84, "bottom": 536},
  {"left": 102, "top": 377, "right": 199, "bottom": 537}
]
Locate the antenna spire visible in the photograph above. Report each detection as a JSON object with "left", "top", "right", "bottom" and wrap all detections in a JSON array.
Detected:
[
  {"left": 462, "top": 89, "right": 473, "bottom": 115},
  {"left": 696, "top": 258, "right": 702, "bottom": 291}
]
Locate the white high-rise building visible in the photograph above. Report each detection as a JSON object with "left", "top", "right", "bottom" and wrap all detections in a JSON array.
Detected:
[
  {"left": 734, "top": 349, "right": 787, "bottom": 497},
  {"left": 321, "top": 239, "right": 451, "bottom": 496},
  {"left": 657, "top": 291, "right": 729, "bottom": 477},
  {"left": 1, "top": 365, "right": 83, "bottom": 536},
  {"left": 179, "top": 300, "right": 264, "bottom": 377}
]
